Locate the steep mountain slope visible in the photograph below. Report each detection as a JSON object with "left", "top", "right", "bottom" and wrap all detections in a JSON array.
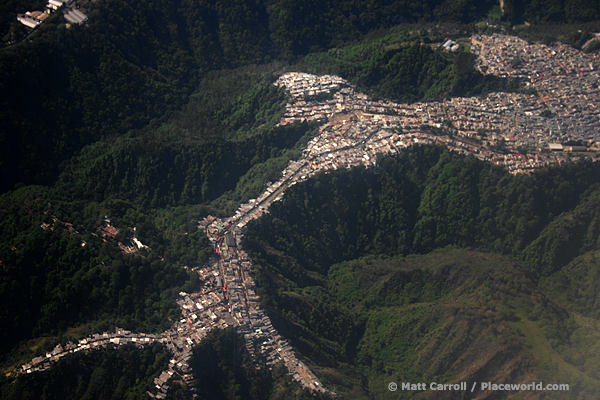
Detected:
[
  {"left": 0, "top": 0, "right": 502, "bottom": 192},
  {"left": 243, "top": 147, "right": 600, "bottom": 398},
  {"left": 1, "top": 0, "right": 600, "bottom": 396},
  {"left": 333, "top": 250, "right": 595, "bottom": 399}
]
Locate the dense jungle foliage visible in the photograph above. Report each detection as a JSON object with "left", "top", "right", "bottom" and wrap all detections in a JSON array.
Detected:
[
  {"left": 0, "top": 185, "right": 206, "bottom": 358},
  {"left": 243, "top": 146, "right": 600, "bottom": 398},
  {"left": 1, "top": 0, "right": 497, "bottom": 192},
  {"left": 0, "top": 58, "right": 320, "bottom": 362},
  {"left": 300, "top": 34, "right": 523, "bottom": 103},
  {"left": 503, "top": 0, "right": 600, "bottom": 24},
  {"left": 0, "top": 13, "right": 529, "bottom": 372}
]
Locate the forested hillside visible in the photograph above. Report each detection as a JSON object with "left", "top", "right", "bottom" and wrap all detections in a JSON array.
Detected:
[
  {"left": 502, "top": 0, "right": 600, "bottom": 23},
  {"left": 300, "top": 30, "right": 524, "bottom": 103},
  {"left": 0, "top": 62, "right": 320, "bottom": 400},
  {"left": 0, "top": 184, "right": 207, "bottom": 358},
  {"left": 245, "top": 146, "right": 600, "bottom": 270},
  {"left": 243, "top": 146, "right": 600, "bottom": 398},
  {"left": 2, "top": 0, "right": 599, "bottom": 192},
  {"left": 0, "top": 0, "right": 495, "bottom": 192},
  {"left": 2, "top": 0, "right": 600, "bottom": 397}
]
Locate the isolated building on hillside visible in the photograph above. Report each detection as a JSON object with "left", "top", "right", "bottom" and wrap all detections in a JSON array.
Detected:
[
  {"left": 64, "top": 9, "right": 87, "bottom": 24},
  {"left": 442, "top": 39, "right": 461, "bottom": 52}
]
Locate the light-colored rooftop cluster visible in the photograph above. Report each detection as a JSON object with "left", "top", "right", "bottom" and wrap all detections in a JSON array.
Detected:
[
  {"left": 470, "top": 34, "right": 600, "bottom": 152},
  {"left": 20, "top": 329, "right": 162, "bottom": 374},
  {"left": 17, "top": 0, "right": 88, "bottom": 33},
  {"left": 274, "top": 72, "right": 346, "bottom": 99},
  {"left": 274, "top": 33, "right": 600, "bottom": 173}
]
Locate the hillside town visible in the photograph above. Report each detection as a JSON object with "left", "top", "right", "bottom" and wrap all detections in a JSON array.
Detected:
[
  {"left": 19, "top": 34, "right": 600, "bottom": 397},
  {"left": 20, "top": 223, "right": 330, "bottom": 399},
  {"left": 274, "top": 34, "right": 600, "bottom": 174}
]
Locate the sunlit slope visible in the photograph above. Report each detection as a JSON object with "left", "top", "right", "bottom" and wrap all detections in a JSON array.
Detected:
[{"left": 333, "top": 250, "right": 599, "bottom": 399}]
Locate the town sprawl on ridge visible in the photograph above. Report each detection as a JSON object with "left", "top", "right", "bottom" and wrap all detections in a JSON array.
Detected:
[
  {"left": 275, "top": 34, "right": 600, "bottom": 175},
  {"left": 18, "top": 34, "right": 600, "bottom": 398}
]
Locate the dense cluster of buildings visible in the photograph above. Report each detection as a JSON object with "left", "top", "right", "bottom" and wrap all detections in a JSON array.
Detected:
[
  {"left": 200, "top": 224, "right": 326, "bottom": 392},
  {"left": 471, "top": 34, "right": 600, "bottom": 145},
  {"left": 21, "top": 224, "right": 329, "bottom": 398},
  {"left": 16, "top": 0, "right": 88, "bottom": 32},
  {"left": 19, "top": 34, "right": 600, "bottom": 397},
  {"left": 274, "top": 34, "right": 600, "bottom": 173}
]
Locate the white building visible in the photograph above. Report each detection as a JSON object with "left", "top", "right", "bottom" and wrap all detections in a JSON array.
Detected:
[
  {"left": 17, "top": 14, "right": 41, "bottom": 29},
  {"left": 64, "top": 9, "right": 88, "bottom": 24},
  {"left": 47, "top": 0, "right": 68, "bottom": 11},
  {"left": 443, "top": 39, "right": 461, "bottom": 52}
]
